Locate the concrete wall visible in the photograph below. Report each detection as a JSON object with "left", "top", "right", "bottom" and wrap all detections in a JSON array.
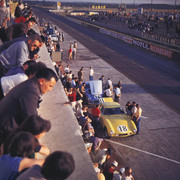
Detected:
[{"left": 33, "top": 25, "right": 97, "bottom": 180}]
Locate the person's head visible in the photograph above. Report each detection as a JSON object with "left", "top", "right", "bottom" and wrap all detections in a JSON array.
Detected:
[
  {"left": 26, "top": 17, "right": 37, "bottom": 29},
  {"left": 85, "top": 143, "right": 92, "bottom": 154},
  {"left": 136, "top": 104, "right": 140, "bottom": 109},
  {"left": 25, "top": 62, "right": 47, "bottom": 78},
  {"left": 106, "top": 148, "right": 112, "bottom": 159},
  {"left": 82, "top": 105, "right": 88, "bottom": 111},
  {"left": 8, "top": 132, "right": 36, "bottom": 157},
  {"left": 114, "top": 85, "right": 117, "bottom": 89},
  {"left": 28, "top": 34, "right": 42, "bottom": 52},
  {"left": 132, "top": 101, "right": 136, "bottom": 106},
  {"left": 40, "top": 35, "right": 45, "bottom": 47},
  {"left": 41, "top": 151, "right": 75, "bottom": 180},
  {"left": 111, "top": 160, "right": 118, "bottom": 170},
  {"left": 108, "top": 78, "right": 110, "bottom": 80},
  {"left": 101, "top": 75, "right": 104, "bottom": 79},
  {"left": 22, "top": 60, "right": 36, "bottom": 70},
  {"left": 125, "top": 167, "right": 132, "bottom": 176},
  {"left": 83, "top": 112, "right": 88, "bottom": 118},
  {"left": 36, "top": 68, "right": 58, "bottom": 94},
  {"left": 19, "top": 115, "right": 51, "bottom": 139},
  {"left": 0, "top": 0, "right": 4, "bottom": 7},
  {"left": 27, "top": 29, "right": 37, "bottom": 36}
]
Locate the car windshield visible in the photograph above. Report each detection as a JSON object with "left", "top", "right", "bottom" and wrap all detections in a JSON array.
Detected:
[{"left": 104, "top": 107, "right": 124, "bottom": 115}]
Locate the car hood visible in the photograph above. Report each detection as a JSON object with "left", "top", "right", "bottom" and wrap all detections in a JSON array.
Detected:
[
  {"left": 103, "top": 114, "right": 136, "bottom": 134},
  {"left": 89, "top": 80, "right": 102, "bottom": 96}
]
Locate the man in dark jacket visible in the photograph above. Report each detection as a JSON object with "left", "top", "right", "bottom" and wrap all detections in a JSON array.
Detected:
[
  {"left": 0, "top": 68, "right": 58, "bottom": 145},
  {"left": 0, "top": 17, "right": 36, "bottom": 42}
]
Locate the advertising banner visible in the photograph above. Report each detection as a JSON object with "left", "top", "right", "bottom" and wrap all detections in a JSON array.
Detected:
[
  {"left": 123, "top": 36, "right": 132, "bottom": 44},
  {"left": 132, "top": 39, "right": 149, "bottom": 49},
  {"left": 142, "top": 32, "right": 177, "bottom": 47},
  {"left": 150, "top": 44, "right": 173, "bottom": 58}
]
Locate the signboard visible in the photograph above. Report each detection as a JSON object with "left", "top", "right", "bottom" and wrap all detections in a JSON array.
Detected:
[
  {"left": 132, "top": 39, "right": 149, "bottom": 49},
  {"left": 142, "top": 32, "right": 177, "bottom": 47},
  {"left": 123, "top": 36, "right": 133, "bottom": 44},
  {"left": 92, "top": 5, "right": 106, "bottom": 9},
  {"left": 150, "top": 44, "right": 173, "bottom": 58}
]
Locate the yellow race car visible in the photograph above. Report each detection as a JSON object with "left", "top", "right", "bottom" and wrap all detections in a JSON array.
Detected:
[{"left": 99, "top": 101, "right": 137, "bottom": 137}]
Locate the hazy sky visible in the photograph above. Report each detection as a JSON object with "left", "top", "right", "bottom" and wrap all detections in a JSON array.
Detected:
[{"left": 57, "top": 0, "right": 180, "bottom": 5}]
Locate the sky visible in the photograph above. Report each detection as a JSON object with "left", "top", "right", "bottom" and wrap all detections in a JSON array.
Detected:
[{"left": 54, "top": 0, "right": 180, "bottom": 5}]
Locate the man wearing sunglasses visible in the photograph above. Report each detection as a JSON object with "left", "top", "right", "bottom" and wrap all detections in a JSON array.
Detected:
[{"left": 0, "top": 33, "right": 42, "bottom": 78}]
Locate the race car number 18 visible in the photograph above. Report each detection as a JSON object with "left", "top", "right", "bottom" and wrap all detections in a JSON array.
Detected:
[{"left": 118, "top": 125, "right": 128, "bottom": 132}]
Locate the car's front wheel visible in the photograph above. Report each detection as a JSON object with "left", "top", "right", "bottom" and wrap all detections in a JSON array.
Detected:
[{"left": 104, "top": 127, "right": 110, "bottom": 139}]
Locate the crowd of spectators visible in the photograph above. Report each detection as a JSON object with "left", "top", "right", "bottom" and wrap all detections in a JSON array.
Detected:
[
  {"left": 75, "top": 9, "right": 180, "bottom": 39},
  {"left": 0, "top": 1, "right": 75, "bottom": 180},
  {"left": 58, "top": 61, "right": 138, "bottom": 179}
]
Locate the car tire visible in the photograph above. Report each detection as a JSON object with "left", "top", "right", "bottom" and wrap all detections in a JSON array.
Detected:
[{"left": 104, "top": 127, "right": 110, "bottom": 139}]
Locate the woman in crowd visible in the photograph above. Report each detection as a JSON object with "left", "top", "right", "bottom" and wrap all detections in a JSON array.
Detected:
[{"left": 0, "top": 132, "right": 44, "bottom": 180}]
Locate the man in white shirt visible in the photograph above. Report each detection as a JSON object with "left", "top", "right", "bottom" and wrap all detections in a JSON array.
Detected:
[
  {"left": 131, "top": 102, "right": 137, "bottom": 118},
  {"left": 64, "top": 65, "right": 70, "bottom": 74},
  {"left": 104, "top": 86, "right": 112, "bottom": 97},
  {"left": 113, "top": 85, "right": 121, "bottom": 102},
  {"left": 106, "top": 78, "right": 113, "bottom": 90},
  {"left": 0, "top": 62, "right": 46, "bottom": 100},
  {"left": 89, "top": 67, "right": 94, "bottom": 81}
]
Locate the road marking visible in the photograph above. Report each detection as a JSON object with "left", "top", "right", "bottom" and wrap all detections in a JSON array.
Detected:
[
  {"left": 105, "top": 47, "right": 114, "bottom": 52},
  {"left": 141, "top": 116, "right": 148, "bottom": 119},
  {"left": 105, "top": 139, "right": 180, "bottom": 165}
]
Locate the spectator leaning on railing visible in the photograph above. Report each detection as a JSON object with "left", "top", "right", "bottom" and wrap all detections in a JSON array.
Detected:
[{"left": 0, "top": 68, "right": 58, "bottom": 146}]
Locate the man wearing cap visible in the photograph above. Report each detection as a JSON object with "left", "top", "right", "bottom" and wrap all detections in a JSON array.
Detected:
[{"left": 103, "top": 160, "right": 118, "bottom": 180}]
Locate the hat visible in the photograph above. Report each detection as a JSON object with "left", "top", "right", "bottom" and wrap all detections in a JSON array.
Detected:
[
  {"left": 85, "top": 142, "right": 92, "bottom": 149},
  {"left": 112, "top": 160, "right": 118, "bottom": 167},
  {"left": 120, "top": 168, "right": 125, "bottom": 174}
]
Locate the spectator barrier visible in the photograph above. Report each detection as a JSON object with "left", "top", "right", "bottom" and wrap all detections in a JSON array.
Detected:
[{"left": 33, "top": 25, "right": 98, "bottom": 180}]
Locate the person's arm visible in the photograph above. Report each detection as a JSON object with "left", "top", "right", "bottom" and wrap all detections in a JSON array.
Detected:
[
  {"left": 39, "top": 144, "right": 50, "bottom": 156},
  {"left": 19, "top": 86, "right": 40, "bottom": 120},
  {"left": 1, "top": 73, "right": 28, "bottom": 96},
  {"left": 16, "top": 42, "right": 29, "bottom": 66},
  {"left": 19, "top": 158, "right": 44, "bottom": 172}
]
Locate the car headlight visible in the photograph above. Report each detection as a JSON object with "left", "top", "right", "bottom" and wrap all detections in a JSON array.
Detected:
[
  {"left": 133, "top": 129, "right": 137, "bottom": 133},
  {"left": 110, "top": 131, "right": 114, "bottom": 135}
]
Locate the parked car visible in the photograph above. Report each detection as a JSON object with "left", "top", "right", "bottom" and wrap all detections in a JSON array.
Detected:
[
  {"left": 99, "top": 101, "right": 137, "bottom": 137},
  {"left": 85, "top": 80, "right": 103, "bottom": 105}
]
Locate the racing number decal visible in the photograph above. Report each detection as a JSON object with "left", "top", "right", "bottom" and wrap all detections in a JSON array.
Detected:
[{"left": 118, "top": 125, "right": 128, "bottom": 132}]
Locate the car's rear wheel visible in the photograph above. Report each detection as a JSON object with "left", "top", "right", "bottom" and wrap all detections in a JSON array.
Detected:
[{"left": 104, "top": 127, "right": 110, "bottom": 139}]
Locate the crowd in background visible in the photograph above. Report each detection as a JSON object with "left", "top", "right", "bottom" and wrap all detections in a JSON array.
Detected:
[{"left": 76, "top": 10, "right": 180, "bottom": 39}]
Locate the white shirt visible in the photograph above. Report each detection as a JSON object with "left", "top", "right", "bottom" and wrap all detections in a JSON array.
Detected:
[
  {"left": 105, "top": 88, "right": 112, "bottom": 97},
  {"left": 89, "top": 68, "right": 94, "bottom": 76},
  {"left": 1, "top": 73, "right": 28, "bottom": 96},
  {"left": 107, "top": 79, "right": 113, "bottom": 88},
  {"left": 131, "top": 106, "right": 137, "bottom": 114},
  {"left": 114, "top": 87, "right": 121, "bottom": 95},
  {"left": 64, "top": 67, "right": 69, "bottom": 73}
]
